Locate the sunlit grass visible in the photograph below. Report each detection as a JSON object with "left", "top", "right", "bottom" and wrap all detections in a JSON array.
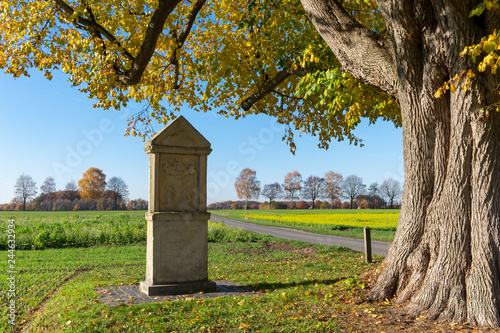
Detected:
[{"left": 1, "top": 238, "right": 375, "bottom": 332}]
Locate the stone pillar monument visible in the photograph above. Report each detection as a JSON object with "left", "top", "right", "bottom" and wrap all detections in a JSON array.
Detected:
[{"left": 140, "top": 116, "right": 216, "bottom": 296}]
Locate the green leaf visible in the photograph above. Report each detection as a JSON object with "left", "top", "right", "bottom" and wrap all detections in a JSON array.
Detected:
[{"left": 469, "top": 3, "right": 486, "bottom": 17}]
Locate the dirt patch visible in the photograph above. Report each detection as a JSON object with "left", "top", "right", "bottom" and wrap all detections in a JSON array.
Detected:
[
  {"left": 263, "top": 241, "right": 316, "bottom": 256},
  {"left": 230, "top": 244, "right": 273, "bottom": 256},
  {"left": 230, "top": 241, "right": 316, "bottom": 258}
]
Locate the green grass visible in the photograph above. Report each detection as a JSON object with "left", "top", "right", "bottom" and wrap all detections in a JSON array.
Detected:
[
  {"left": 0, "top": 236, "right": 377, "bottom": 332},
  {"left": 1, "top": 212, "right": 472, "bottom": 332},
  {"left": 211, "top": 209, "right": 399, "bottom": 242}
]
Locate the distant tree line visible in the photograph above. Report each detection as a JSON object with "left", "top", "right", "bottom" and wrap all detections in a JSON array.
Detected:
[
  {"left": 1, "top": 168, "right": 148, "bottom": 211},
  {"left": 208, "top": 200, "right": 262, "bottom": 211},
  {"left": 211, "top": 169, "right": 403, "bottom": 210}
]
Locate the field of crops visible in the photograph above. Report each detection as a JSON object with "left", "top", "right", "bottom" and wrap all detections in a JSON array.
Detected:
[
  {"left": 0, "top": 210, "right": 268, "bottom": 250},
  {"left": 215, "top": 209, "right": 399, "bottom": 229},
  {"left": 211, "top": 209, "right": 400, "bottom": 242},
  {"left": 0, "top": 209, "right": 400, "bottom": 249},
  {"left": 248, "top": 210, "right": 398, "bottom": 229},
  {"left": 0, "top": 211, "right": 147, "bottom": 250}
]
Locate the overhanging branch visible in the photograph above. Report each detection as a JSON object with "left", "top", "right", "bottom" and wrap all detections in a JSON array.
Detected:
[
  {"left": 299, "top": 0, "right": 397, "bottom": 97},
  {"left": 176, "top": 0, "right": 206, "bottom": 47},
  {"left": 116, "top": 0, "right": 182, "bottom": 85},
  {"left": 54, "top": 0, "right": 187, "bottom": 86},
  {"left": 53, "top": 0, "right": 135, "bottom": 61}
]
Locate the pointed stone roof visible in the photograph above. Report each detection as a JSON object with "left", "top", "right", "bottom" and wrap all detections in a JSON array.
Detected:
[{"left": 144, "top": 116, "right": 212, "bottom": 155}]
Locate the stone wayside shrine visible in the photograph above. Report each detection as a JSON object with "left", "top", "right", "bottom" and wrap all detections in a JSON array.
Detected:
[{"left": 140, "top": 116, "right": 216, "bottom": 296}]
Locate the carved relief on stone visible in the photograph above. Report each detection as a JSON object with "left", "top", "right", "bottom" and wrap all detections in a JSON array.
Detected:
[
  {"left": 158, "top": 154, "right": 199, "bottom": 211},
  {"left": 162, "top": 157, "right": 196, "bottom": 177}
]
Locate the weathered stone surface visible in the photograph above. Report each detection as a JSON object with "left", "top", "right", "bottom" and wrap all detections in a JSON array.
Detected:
[
  {"left": 147, "top": 117, "right": 210, "bottom": 213},
  {"left": 144, "top": 215, "right": 209, "bottom": 285},
  {"left": 139, "top": 280, "right": 217, "bottom": 296},
  {"left": 140, "top": 116, "right": 214, "bottom": 296},
  {"left": 154, "top": 154, "right": 206, "bottom": 212},
  {"left": 144, "top": 115, "right": 211, "bottom": 155}
]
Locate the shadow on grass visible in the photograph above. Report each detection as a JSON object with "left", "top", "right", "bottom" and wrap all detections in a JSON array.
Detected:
[{"left": 250, "top": 277, "right": 345, "bottom": 292}]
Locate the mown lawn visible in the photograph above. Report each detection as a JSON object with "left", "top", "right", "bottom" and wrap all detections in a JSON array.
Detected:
[
  {"left": 211, "top": 209, "right": 399, "bottom": 242},
  {"left": 1, "top": 211, "right": 484, "bottom": 332},
  {"left": 1, "top": 236, "right": 376, "bottom": 332}
]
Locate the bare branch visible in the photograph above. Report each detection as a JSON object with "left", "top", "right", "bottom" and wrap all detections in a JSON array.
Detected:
[
  {"left": 240, "top": 67, "right": 313, "bottom": 111},
  {"left": 271, "top": 89, "right": 303, "bottom": 101},
  {"left": 169, "top": 0, "right": 207, "bottom": 89}
]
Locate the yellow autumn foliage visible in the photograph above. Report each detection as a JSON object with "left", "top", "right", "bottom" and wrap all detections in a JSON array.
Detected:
[{"left": 0, "top": 0, "right": 398, "bottom": 150}]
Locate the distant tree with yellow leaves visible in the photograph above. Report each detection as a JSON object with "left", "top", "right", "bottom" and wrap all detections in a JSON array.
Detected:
[{"left": 78, "top": 167, "right": 106, "bottom": 210}]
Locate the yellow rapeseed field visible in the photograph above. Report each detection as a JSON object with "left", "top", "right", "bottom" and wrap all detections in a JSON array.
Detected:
[{"left": 246, "top": 211, "right": 399, "bottom": 229}]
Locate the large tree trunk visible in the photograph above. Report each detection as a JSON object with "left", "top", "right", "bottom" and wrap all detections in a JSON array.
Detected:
[
  {"left": 370, "top": 74, "right": 500, "bottom": 326},
  {"left": 300, "top": 0, "right": 500, "bottom": 327},
  {"left": 367, "top": 2, "right": 500, "bottom": 326}
]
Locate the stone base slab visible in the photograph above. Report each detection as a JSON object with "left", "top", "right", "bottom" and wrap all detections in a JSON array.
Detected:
[
  {"left": 140, "top": 280, "right": 216, "bottom": 296},
  {"left": 96, "top": 280, "right": 260, "bottom": 306}
]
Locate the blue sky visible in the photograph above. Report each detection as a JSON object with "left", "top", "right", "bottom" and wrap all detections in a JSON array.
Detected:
[{"left": 0, "top": 70, "right": 404, "bottom": 205}]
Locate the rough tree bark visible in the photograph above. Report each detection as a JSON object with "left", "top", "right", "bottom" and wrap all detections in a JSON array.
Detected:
[{"left": 301, "top": 0, "right": 500, "bottom": 326}]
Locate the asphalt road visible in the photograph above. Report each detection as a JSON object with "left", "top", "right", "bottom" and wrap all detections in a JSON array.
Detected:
[{"left": 210, "top": 214, "right": 391, "bottom": 257}]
